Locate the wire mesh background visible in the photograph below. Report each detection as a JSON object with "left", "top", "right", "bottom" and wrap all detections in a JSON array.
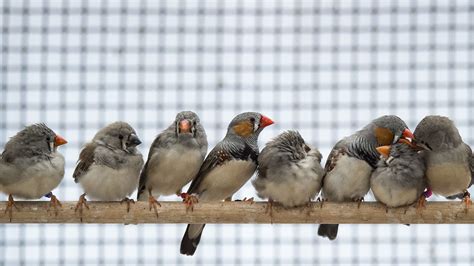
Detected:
[{"left": 1, "top": 0, "right": 474, "bottom": 265}]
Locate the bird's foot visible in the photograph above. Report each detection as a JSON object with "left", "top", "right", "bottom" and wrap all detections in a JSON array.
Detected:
[
  {"left": 353, "top": 197, "right": 364, "bottom": 208},
  {"left": 462, "top": 191, "right": 471, "bottom": 213},
  {"left": 5, "top": 194, "right": 18, "bottom": 222},
  {"left": 148, "top": 196, "right": 161, "bottom": 218},
  {"left": 120, "top": 197, "right": 135, "bottom": 213},
  {"left": 47, "top": 194, "right": 62, "bottom": 216},
  {"left": 316, "top": 197, "right": 326, "bottom": 208},
  {"left": 224, "top": 196, "right": 232, "bottom": 202},
  {"left": 242, "top": 197, "right": 254, "bottom": 204},
  {"left": 416, "top": 194, "right": 427, "bottom": 213},
  {"left": 74, "top": 193, "right": 89, "bottom": 222},
  {"left": 265, "top": 199, "right": 274, "bottom": 221},
  {"left": 180, "top": 193, "right": 198, "bottom": 212}
]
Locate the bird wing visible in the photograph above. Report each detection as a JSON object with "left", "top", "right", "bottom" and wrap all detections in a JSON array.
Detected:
[
  {"left": 186, "top": 143, "right": 230, "bottom": 194},
  {"left": 137, "top": 133, "right": 167, "bottom": 199},
  {"left": 73, "top": 142, "right": 98, "bottom": 183}
]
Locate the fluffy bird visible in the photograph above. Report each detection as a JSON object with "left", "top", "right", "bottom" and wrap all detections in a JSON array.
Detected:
[
  {"left": 252, "top": 130, "right": 324, "bottom": 210},
  {"left": 371, "top": 141, "right": 427, "bottom": 209},
  {"left": 73, "top": 122, "right": 144, "bottom": 215},
  {"left": 180, "top": 112, "right": 274, "bottom": 256},
  {"left": 318, "top": 115, "right": 414, "bottom": 240},
  {"left": 137, "top": 111, "right": 207, "bottom": 215},
  {"left": 0, "top": 124, "right": 67, "bottom": 219},
  {"left": 413, "top": 115, "right": 473, "bottom": 207}
]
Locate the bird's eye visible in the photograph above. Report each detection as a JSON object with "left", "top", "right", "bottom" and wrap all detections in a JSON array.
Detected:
[
  {"left": 304, "top": 144, "right": 311, "bottom": 153},
  {"left": 46, "top": 136, "right": 51, "bottom": 142},
  {"left": 250, "top": 117, "right": 255, "bottom": 123},
  {"left": 118, "top": 134, "right": 124, "bottom": 140}
]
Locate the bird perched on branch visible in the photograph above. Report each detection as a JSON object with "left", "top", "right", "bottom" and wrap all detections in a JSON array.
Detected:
[
  {"left": 0, "top": 124, "right": 67, "bottom": 220},
  {"left": 73, "top": 122, "right": 144, "bottom": 217},
  {"left": 252, "top": 130, "right": 324, "bottom": 213},
  {"left": 413, "top": 115, "right": 473, "bottom": 209},
  {"left": 318, "top": 115, "right": 414, "bottom": 240},
  {"left": 137, "top": 111, "right": 207, "bottom": 216},
  {"left": 371, "top": 140, "right": 427, "bottom": 209},
  {"left": 180, "top": 112, "right": 274, "bottom": 256}
]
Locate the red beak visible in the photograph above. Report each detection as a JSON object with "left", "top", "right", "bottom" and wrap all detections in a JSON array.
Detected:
[
  {"left": 54, "top": 135, "right": 68, "bottom": 147},
  {"left": 179, "top": 119, "right": 192, "bottom": 133},
  {"left": 402, "top": 128, "right": 414, "bottom": 141},
  {"left": 259, "top": 115, "right": 274, "bottom": 128}
]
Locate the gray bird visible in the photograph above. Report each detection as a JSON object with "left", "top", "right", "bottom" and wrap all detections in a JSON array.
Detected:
[
  {"left": 137, "top": 111, "right": 207, "bottom": 214},
  {"left": 318, "top": 115, "right": 414, "bottom": 240},
  {"left": 252, "top": 130, "right": 324, "bottom": 209},
  {"left": 180, "top": 112, "right": 274, "bottom": 256},
  {"left": 413, "top": 115, "right": 473, "bottom": 206},
  {"left": 73, "top": 122, "right": 144, "bottom": 214},
  {"left": 0, "top": 124, "right": 67, "bottom": 219},
  {"left": 371, "top": 141, "right": 427, "bottom": 208}
]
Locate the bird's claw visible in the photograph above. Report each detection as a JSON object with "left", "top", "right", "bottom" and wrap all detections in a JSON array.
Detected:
[
  {"left": 462, "top": 191, "right": 471, "bottom": 213},
  {"left": 181, "top": 193, "right": 198, "bottom": 212},
  {"left": 354, "top": 197, "right": 364, "bottom": 208},
  {"left": 148, "top": 196, "right": 161, "bottom": 218},
  {"left": 74, "top": 193, "right": 89, "bottom": 222},
  {"left": 120, "top": 198, "right": 135, "bottom": 213},
  {"left": 416, "top": 194, "right": 427, "bottom": 213},
  {"left": 5, "top": 195, "right": 18, "bottom": 222},
  {"left": 265, "top": 200, "right": 274, "bottom": 223},
  {"left": 47, "top": 194, "right": 62, "bottom": 216},
  {"left": 316, "top": 197, "right": 326, "bottom": 208},
  {"left": 242, "top": 197, "right": 254, "bottom": 204}
]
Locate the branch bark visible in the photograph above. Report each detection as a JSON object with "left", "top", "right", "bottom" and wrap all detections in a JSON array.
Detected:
[{"left": 0, "top": 201, "right": 471, "bottom": 224}]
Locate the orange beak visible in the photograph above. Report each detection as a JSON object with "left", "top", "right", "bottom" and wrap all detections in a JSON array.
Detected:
[
  {"left": 259, "top": 115, "right": 274, "bottom": 128},
  {"left": 402, "top": 128, "right": 414, "bottom": 141},
  {"left": 179, "top": 119, "right": 192, "bottom": 133},
  {"left": 376, "top": 145, "right": 391, "bottom": 158},
  {"left": 54, "top": 135, "right": 67, "bottom": 147}
]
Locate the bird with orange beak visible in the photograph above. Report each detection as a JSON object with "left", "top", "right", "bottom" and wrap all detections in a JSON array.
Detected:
[
  {"left": 180, "top": 112, "right": 274, "bottom": 256},
  {"left": 137, "top": 111, "right": 208, "bottom": 216},
  {"left": 318, "top": 115, "right": 414, "bottom": 240},
  {"left": 0, "top": 124, "right": 67, "bottom": 220}
]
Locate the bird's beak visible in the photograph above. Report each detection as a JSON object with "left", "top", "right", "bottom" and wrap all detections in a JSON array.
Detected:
[
  {"left": 259, "top": 115, "right": 274, "bottom": 128},
  {"left": 402, "top": 128, "right": 414, "bottom": 141},
  {"left": 128, "top": 134, "right": 142, "bottom": 146},
  {"left": 54, "top": 135, "right": 68, "bottom": 147},
  {"left": 412, "top": 140, "right": 431, "bottom": 151},
  {"left": 178, "top": 119, "right": 192, "bottom": 134},
  {"left": 376, "top": 145, "right": 391, "bottom": 158}
]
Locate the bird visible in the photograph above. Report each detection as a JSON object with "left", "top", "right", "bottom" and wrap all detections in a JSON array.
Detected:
[
  {"left": 73, "top": 121, "right": 144, "bottom": 217},
  {"left": 371, "top": 140, "right": 427, "bottom": 209},
  {"left": 137, "top": 111, "right": 208, "bottom": 216},
  {"left": 180, "top": 112, "right": 274, "bottom": 256},
  {"left": 318, "top": 115, "right": 414, "bottom": 240},
  {"left": 252, "top": 130, "right": 324, "bottom": 214},
  {"left": 413, "top": 115, "right": 473, "bottom": 209},
  {"left": 0, "top": 123, "right": 67, "bottom": 220}
]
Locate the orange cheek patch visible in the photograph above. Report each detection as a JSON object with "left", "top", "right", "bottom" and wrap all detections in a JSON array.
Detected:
[
  {"left": 374, "top": 126, "right": 394, "bottom": 146},
  {"left": 233, "top": 122, "right": 254, "bottom": 137}
]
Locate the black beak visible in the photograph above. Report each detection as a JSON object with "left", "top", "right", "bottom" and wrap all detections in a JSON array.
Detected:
[{"left": 128, "top": 133, "right": 142, "bottom": 146}]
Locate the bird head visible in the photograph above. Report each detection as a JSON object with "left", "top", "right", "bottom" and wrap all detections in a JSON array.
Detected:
[
  {"left": 93, "top": 121, "right": 142, "bottom": 153},
  {"left": 227, "top": 112, "right": 274, "bottom": 139},
  {"left": 7, "top": 123, "right": 67, "bottom": 155},
  {"left": 413, "top": 115, "right": 463, "bottom": 151},
  {"left": 174, "top": 111, "right": 202, "bottom": 138},
  {"left": 371, "top": 115, "right": 414, "bottom": 146}
]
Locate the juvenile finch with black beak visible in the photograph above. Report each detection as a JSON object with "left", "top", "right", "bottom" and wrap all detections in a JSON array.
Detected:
[
  {"left": 137, "top": 111, "right": 207, "bottom": 216},
  {"left": 73, "top": 122, "right": 144, "bottom": 217},
  {"left": 413, "top": 115, "right": 473, "bottom": 209},
  {"left": 180, "top": 112, "right": 274, "bottom": 256},
  {"left": 0, "top": 124, "right": 67, "bottom": 220},
  {"left": 371, "top": 140, "right": 428, "bottom": 209},
  {"left": 253, "top": 130, "right": 324, "bottom": 213},
  {"left": 318, "top": 115, "right": 414, "bottom": 240}
]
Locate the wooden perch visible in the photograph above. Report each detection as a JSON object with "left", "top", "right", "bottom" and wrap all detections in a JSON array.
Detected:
[{"left": 0, "top": 201, "right": 471, "bottom": 224}]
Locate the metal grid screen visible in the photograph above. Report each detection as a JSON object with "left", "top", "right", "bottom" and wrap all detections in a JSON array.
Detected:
[{"left": 1, "top": 0, "right": 474, "bottom": 265}]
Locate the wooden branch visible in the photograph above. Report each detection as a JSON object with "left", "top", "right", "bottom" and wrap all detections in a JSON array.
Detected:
[{"left": 0, "top": 201, "right": 471, "bottom": 224}]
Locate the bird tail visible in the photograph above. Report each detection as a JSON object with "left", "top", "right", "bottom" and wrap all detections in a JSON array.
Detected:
[
  {"left": 180, "top": 224, "right": 205, "bottom": 256},
  {"left": 318, "top": 224, "right": 339, "bottom": 240}
]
